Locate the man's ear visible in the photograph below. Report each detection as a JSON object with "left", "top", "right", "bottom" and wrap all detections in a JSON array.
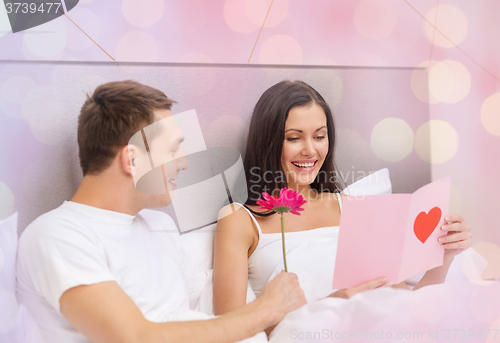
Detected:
[{"left": 120, "top": 145, "right": 135, "bottom": 176}]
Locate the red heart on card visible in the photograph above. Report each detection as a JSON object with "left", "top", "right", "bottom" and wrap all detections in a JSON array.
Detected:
[{"left": 414, "top": 207, "right": 442, "bottom": 243}]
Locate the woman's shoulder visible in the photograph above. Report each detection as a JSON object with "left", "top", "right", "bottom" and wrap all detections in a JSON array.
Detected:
[
  {"left": 217, "top": 203, "right": 257, "bottom": 232},
  {"left": 216, "top": 203, "right": 258, "bottom": 248},
  {"left": 217, "top": 203, "right": 247, "bottom": 220}
]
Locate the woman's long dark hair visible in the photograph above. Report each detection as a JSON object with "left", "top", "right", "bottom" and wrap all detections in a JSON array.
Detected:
[{"left": 243, "top": 80, "right": 344, "bottom": 212}]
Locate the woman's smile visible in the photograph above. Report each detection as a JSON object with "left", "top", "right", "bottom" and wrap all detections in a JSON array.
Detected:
[{"left": 290, "top": 160, "right": 318, "bottom": 173}]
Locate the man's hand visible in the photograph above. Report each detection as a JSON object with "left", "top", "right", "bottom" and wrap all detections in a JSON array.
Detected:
[
  {"left": 254, "top": 271, "right": 307, "bottom": 326},
  {"left": 328, "top": 277, "right": 392, "bottom": 299}
]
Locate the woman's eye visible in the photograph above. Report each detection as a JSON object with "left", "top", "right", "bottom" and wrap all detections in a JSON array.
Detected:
[
  {"left": 286, "top": 137, "right": 299, "bottom": 142},
  {"left": 315, "top": 136, "right": 326, "bottom": 140}
]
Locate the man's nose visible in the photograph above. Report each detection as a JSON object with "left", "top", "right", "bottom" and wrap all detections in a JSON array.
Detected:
[{"left": 176, "top": 147, "right": 189, "bottom": 170}]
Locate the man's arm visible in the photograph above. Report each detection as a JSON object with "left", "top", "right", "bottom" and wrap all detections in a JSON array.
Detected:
[{"left": 60, "top": 272, "right": 305, "bottom": 343}]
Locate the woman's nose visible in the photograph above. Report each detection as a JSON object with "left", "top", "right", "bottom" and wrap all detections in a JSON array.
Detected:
[{"left": 301, "top": 139, "right": 315, "bottom": 156}]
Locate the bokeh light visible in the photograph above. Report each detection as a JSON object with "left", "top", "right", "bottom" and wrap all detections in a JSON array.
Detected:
[
  {"left": 0, "top": 182, "right": 14, "bottom": 220},
  {"left": 470, "top": 283, "right": 500, "bottom": 324},
  {"left": 245, "top": 0, "right": 288, "bottom": 28},
  {"left": 122, "top": 0, "right": 164, "bottom": 28},
  {"left": 462, "top": 247, "right": 495, "bottom": 286},
  {"left": 116, "top": 31, "right": 159, "bottom": 62},
  {"left": 473, "top": 242, "right": 500, "bottom": 282},
  {"left": 223, "top": 0, "right": 259, "bottom": 33},
  {"left": 411, "top": 61, "right": 439, "bottom": 104},
  {"left": 163, "top": 1, "right": 208, "bottom": 36},
  {"left": 429, "top": 60, "right": 471, "bottom": 104},
  {"left": 424, "top": 5, "right": 468, "bottom": 48},
  {"left": 22, "top": 86, "right": 68, "bottom": 145},
  {"left": 481, "top": 93, "right": 500, "bottom": 136},
  {"left": 354, "top": 0, "right": 398, "bottom": 41},
  {"left": 414, "top": 120, "right": 459, "bottom": 164},
  {"left": 0, "top": 76, "right": 37, "bottom": 105},
  {"left": 23, "top": 20, "right": 68, "bottom": 58},
  {"left": 65, "top": 7, "right": 100, "bottom": 51},
  {"left": 370, "top": 118, "right": 414, "bottom": 162},
  {"left": 259, "top": 35, "right": 303, "bottom": 65},
  {"left": 409, "top": 284, "right": 452, "bottom": 322}
]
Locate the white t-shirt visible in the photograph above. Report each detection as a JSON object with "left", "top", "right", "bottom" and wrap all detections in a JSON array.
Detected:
[{"left": 16, "top": 201, "right": 198, "bottom": 343}]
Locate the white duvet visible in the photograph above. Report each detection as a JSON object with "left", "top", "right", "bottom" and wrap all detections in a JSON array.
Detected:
[{"left": 269, "top": 249, "right": 498, "bottom": 342}]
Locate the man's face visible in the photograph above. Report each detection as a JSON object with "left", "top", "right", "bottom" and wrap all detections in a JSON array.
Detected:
[{"left": 130, "top": 109, "right": 189, "bottom": 207}]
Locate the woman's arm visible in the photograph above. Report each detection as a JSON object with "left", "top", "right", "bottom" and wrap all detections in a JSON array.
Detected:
[
  {"left": 213, "top": 204, "right": 257, "bottom": 315},
  {"left": 414, "top": 213, "right": 471, "bottom": 290}
]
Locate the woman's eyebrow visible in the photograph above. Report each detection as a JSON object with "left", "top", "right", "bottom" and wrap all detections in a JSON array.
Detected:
[{"left": 284, "top": 126, "right": 327, "bottom": 133}]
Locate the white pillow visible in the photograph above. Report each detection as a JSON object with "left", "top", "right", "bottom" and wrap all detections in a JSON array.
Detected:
[
  {"left": 180, "top": 224, "right": 217, "bottom": 310},
  {"left": 0, "top": 212, "right": 44, "bottom": 343},
  {"left": 181, "top": 168, "right": 393, "bottom": 313},
  {"left": 0, "top": 212, "right": 45, "bottom": 342},
  {"left": 341, "top": 168, "right": 392, "bottom": 195},
  {"left": 0, "top": 212, "right": 19, "bottom": 334}
]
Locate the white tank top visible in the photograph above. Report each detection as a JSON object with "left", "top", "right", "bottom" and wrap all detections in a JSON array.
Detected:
[{"left": 238, "top": 193, "right": 342, "bottom": 303}]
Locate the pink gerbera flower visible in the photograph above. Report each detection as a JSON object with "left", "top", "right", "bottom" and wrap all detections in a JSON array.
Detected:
[
  {"left": 256, "top": 188, "right": 307, "bottom": 272},
  {"left": 256, "top": 188, "right": 306, "bottom": 215}
]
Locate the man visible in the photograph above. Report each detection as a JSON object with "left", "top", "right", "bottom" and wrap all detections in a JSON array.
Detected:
[{"left": 16, "top": 80, "right": 306, "bottom": 343}]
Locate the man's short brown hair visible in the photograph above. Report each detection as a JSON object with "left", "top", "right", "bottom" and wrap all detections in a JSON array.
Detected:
[{"left": 78, "top": 80, "right": 175, "bottom": 175}]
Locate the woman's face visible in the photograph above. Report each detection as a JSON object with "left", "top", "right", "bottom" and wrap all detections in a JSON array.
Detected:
[{"left": 281, "top": 103, "right": 329, "bottom": 188}]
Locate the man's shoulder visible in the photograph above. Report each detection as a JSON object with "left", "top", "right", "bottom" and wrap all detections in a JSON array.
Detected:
[
  {"left": 18, "top": 202, "right": 98, "bottom": 251},
  {"left": 20, "top": 203, "right": 71, "bottom": 239},
  {"left": 138, "top": 208, "right": 172, "bottom": 220},
  {"left": 137, "top": 209, "right": 178, "bottom": 232}
]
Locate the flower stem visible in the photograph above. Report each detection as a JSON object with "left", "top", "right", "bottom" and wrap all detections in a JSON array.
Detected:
[{"left": 281, "top": 213, "right": 288, "bottom": 272}]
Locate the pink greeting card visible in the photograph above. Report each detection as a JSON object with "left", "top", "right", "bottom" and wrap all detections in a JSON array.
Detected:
[{"left": 332, "top": 176, "right": 451, "bottom": 290}]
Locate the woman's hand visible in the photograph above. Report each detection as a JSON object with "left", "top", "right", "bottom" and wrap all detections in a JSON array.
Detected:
[
  {"left": 327, "top": 277, "right": 392, "bottom": 299},
  {"left": 439, "top": 214, "right": 472, "bottom": 262}
]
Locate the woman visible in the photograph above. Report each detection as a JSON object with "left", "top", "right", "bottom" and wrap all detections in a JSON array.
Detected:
[{"left": 213, "top": 80, "right": 471, "bottom": 318}]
